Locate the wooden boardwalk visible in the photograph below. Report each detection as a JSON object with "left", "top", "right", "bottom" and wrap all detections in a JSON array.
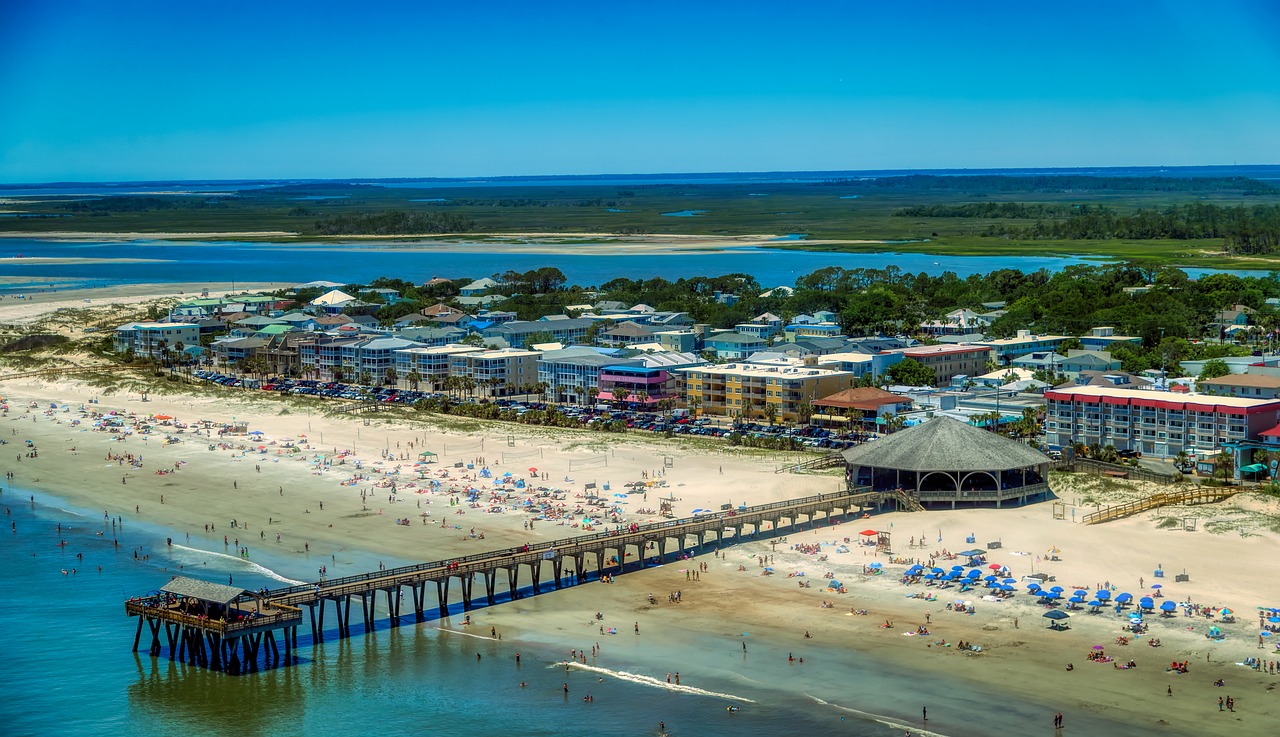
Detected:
[
  {"left": 126, "top": 484, "right": 901, "bottom": 670},
  {"left": 1080, "top": 486, "right": 1241, "bottom": 525}
]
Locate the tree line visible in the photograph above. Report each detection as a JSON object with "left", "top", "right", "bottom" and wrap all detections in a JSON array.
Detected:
[
  {"left": 817, "top": 174, "right": 1276, "bottom": 193},
  {"left": 894, "top": 202, "right": 1076, "bottom": 218},
  {"left": 310, "top": 210, "right": 476, "bottom": 235},
  {"left": 980, "top": 203, "right": 1280, "bottom": 253}
]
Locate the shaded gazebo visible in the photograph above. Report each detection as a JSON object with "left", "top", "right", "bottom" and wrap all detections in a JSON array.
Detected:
[{"left": 841, "top": 417, "right": 1051, "bottom": 508}]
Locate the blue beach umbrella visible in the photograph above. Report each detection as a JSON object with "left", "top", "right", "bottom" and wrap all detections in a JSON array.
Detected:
[
  {"left": 966, "top": 570, "right": 982, "bottom": 579},
  {"left": 1049, "top": 585, "right": 1064, "bottom": 593},
  {"left": 1160, "top": 601, "right": 1177, "bottom": 613},
  {"left": 931, "top": 567, "right": 945, "bottom": 574},
  {"left": 1002, "top": 578, "right": 1017, "bottom": 584},
  {"left": 1073, "top": 590, "right": 1088, "bottom": 598},
  {"left": 1140, "top": 597, "right": 1155, "bottom": 609},
  {"left": 984, "top": 575, "right": 998, "bottom": 582},
  {"left": 1268, "top": 616, "right": 1280, "bottom": 624},
  {"left": 868, "top": 562, "right": 883, "bottom": 569},
  {"left": 1087, "top": 600, "right": 1102, "bottom": 607},
  {"left": 1070, "top": 595, "right": 1086, "bottom": 603},
  {"left": 1096, "top": 590, "right": 1112, "bottom": 601},
  {"left": 923, "top": 573, "right": 938, "bottom": 580}
]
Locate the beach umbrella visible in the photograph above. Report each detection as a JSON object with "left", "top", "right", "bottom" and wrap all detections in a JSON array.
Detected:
[
  {"left": 1043, "top": 610, "right": 1069, "bottom": 620},
  {"left": 1069, "top": 595, "right": 1086, "bottom": 603},
  {"left": 931, "top": 567, "right": 945, "bottom": 574},
  {"left": 950, "top": 565, "right": 965, "bottom": 572},
  {"left": 1150, "top": 584, "right": 1162, "bottom": 590},
  {"left": 1002, "top": 578, "right": 1017, "bottom": 584},
  {"left": 1115, "top": 593, "right": 1133, "bottom": 604},
  {"left": 1140, "top": 597, "right": 1154, "bottom": 609},
  {"left": 1049, "top": 585, "right": 1064, "bottom": 593},
  {"left": 1160, "top": 601, "right": 1177, "bottom": 613},
  {"left": 1073, "top": 590, "right": 1088, "bottom": 598},
  {"left": 984, "top": 575, "right": 998, "bottom": 582},
  {"left": 923, "top": 574, "right": 938, "bottom": 581},
  {"left": 1000, "top": 584, "right": 1016, "bottom": 592},
  {"left": 1268, "top": 616, "right": 1280, "bottom": 624},
  {"left": 1096, "top": 590, "right": 1112, "bottom": 601},
  {"left": 1087, "top": 600, "right": 1102, "bottom": 608},
  {"left": 988, "top": 563, "right": 1002, "bottom": 570},
  {"left": 868, "top": 562, "right": 883, "bottom": 570},
  {"left": 528, "top": 467, "right": 538, "bottom": 473},
  {"left": 966, "top": 569, "right": 982, "bottom": 579},
  {"left": 859, "top": 529, "right": 878, "bottom": 536},
  {"left": 1262, "top": 631, "right": 1273, "bottom": 637},
  {"left": 1220, "top": 608, "right": 1233, "bottom": 616}
]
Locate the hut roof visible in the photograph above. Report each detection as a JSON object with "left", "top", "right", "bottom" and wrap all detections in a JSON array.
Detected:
[
  {"left": 840, "top": 416, "right": 1048, "bottom": 472},
  {"left": 160, "top": 577, "right": 246, "bottom": 605}
]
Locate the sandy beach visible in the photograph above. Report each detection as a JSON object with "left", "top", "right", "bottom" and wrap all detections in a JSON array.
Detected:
[{"left": 1, "top": 372, "right": 1276, "bottom": 734}]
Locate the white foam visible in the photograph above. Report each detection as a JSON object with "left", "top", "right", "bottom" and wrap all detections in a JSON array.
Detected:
[
  {"left": 552, "top": 661, "right": 754, "bottom": 703},
  {"left": 434, "top": 627, "right": 498, "bottom": 641},
  {"left": 806, "top": 694, "right": 952, "bottom": 737},
  {"left": 169, "top": 544, "right": 305, "bottom": 585}
]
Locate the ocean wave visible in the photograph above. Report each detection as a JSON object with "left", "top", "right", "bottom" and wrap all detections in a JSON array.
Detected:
[
  {"left": 552, "top": 661, "right": 754, "bottom": 703},
  {"left": 806, "top": 694, "right": 951, "bottom": 737},
  {"left": 169, "top": 544, "right": 305, "bottom": 585}
]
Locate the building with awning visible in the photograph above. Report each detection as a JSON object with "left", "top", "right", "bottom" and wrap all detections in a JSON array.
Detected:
[
  {"left": 841, "top": 417, "right": 1051, "bottom": 508},
  {"left": 812, "top": 387, "right": 913, "bottom": 428},
  {"left": 1044, "top": 385, "right": 1280, "bottom": 472}
]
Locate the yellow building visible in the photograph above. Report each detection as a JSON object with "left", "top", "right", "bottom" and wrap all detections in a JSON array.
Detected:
[{"left": 678, "top": 362, "right": 858, "bottom": 422}]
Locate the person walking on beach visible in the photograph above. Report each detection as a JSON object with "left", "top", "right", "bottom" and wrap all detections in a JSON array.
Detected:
[{"left": 922, "top": 706, "right": 927, "bottom": 722}]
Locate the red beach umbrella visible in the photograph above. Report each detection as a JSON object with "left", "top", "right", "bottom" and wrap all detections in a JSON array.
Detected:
[{"left": 859, "top": 529, "right": 878, "bottom": 536}]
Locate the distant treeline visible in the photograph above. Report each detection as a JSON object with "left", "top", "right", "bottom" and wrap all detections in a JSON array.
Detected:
[
  {"left": 981, "top": 203, "right": 1280, "bottom": 254},
  {"left": 821, "top": 174, "right": 1276, "bottom": 193},
  {"left": 894, "top": 202, "right": 1077, "bottom": 219},
  {"left": 58, "top": 196, "right": 222, "bottom": 212},
  {"left": 310, "top": 210, "right": 476, "bottom": 235},
  {"left": 430, "top": 198, "right": 625, "bottom": 208}
]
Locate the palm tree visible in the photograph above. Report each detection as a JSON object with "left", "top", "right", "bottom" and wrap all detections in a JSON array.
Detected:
[
  {"left": 407, "top": 370, "right": 421, "bottom": 391},
  {"left": 358, "top": 370, "right": 373, "bottom": 388},
  {"left": 384, "top": 366, "right": 398, "bottom": 387},
  {"left": 587, "top": 386, "right": 600, "bottom": 407},
  {"left": 1213, "top": 449, "right": 1235, "bottom": 483},
  {"left": 633, "top": 388, "right": 649, "bottom": 410},
  {"left": 797, "top": 401, "right": 814, "bottom": 426},
  {"left": 689, "top": 396, "right": 702, "bottom": 420},
  {"left": 1173, "top": 450, "right": 1190, "bottom": 473},
  {"left": 763, "top": 401, "right": 778, "bottom": 428}
]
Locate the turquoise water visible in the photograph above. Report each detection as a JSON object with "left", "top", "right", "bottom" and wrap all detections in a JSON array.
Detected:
[
  {"left": 0, "top": 484, "right": 1164, "bottom": 737},
  {"left": 770, "top": 234, "right": 808, "bottom": 242},
  {"left": 660, "top": 210, "right": 707, "bottom": 217}
]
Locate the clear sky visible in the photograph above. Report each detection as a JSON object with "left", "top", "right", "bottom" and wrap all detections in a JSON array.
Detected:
[{"left": 2, "top": 0, "right": 1278, "bottom": 182}]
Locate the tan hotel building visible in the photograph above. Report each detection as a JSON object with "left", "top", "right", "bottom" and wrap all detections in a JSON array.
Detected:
[{"left": 678, "top": 363, "right": 856, "bottom": 422}]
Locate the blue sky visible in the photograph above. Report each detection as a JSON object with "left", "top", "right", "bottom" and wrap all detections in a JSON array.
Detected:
[{"left": 2, "top": 0, "right": 1278, "bottom": 182}]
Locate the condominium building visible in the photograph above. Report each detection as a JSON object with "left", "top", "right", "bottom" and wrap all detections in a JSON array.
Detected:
[
  {"left": 978, "top": 331, "right": 1070, "bottom": 364},
  {"left": 446, "top": 348, "right": 539, "bottom": 396},
  {"left": 1043, "top": 385, "right": 1280, "bottom": 460},
  {"left": 677, "top": 362, "right": 857, "bottom": 422},
  {"left": 887, "top": 344, "right": 995, "bottom": 386},
  {"left": 114, "top": 322, "right": 202, "bottom": 358},
  {"left": 393, "top": 345, "right": 486, "bottom": 389}
]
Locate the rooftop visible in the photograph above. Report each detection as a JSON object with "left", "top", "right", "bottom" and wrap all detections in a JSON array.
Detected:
[{"left": 840, "top": 416, "right": 1049, "bottom": 472}]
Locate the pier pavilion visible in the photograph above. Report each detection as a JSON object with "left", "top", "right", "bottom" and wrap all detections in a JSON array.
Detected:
[
  {"left": 125, "top": 576, "right": 302, "bottom": 673},
  {"left": 841, "top": 416, "right": 1051, "bottom": 508}
]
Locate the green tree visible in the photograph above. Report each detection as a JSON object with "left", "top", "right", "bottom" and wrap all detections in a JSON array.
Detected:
[
  {"left": 887, "top": 358, "right": 935, "bottom": 387},
  {"left": 1213, "top": 449, "right": 1235, "bottom": 483},
  {"left": 384, "top": 367, "right": 398, "bottom": 386},
  {"left": 406, "top": 370, "right": 421, "bottom": 391},
  {"left": 1197, "top": 359, "right": 1232, "bottom": 382}
]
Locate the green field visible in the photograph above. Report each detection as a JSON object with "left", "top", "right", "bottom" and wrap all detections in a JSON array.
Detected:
[{"left": 4, "top": 179, "right": 1278, "bottom": 268}]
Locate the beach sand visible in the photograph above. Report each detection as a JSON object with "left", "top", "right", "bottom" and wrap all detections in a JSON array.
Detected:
[{"left": 2, "top": 375, "right": 1276, "bottom": 734}]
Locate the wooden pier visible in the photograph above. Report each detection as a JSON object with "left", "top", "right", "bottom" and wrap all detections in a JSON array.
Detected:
[
  {"left": 1080, "top": 486, "right": 1241, "bottom": 525},
  {"left": 126, "top": 485, "right": 891, "bottom": 671}
]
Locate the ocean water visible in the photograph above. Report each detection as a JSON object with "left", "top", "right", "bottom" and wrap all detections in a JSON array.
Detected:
[{"left": 0, "top": 484, "right": 1165, "bottom": 737}]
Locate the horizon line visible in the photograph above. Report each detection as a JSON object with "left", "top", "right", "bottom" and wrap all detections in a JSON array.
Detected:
[{"left": 3, "top": 163, "right": 1279, "bottom": 188}]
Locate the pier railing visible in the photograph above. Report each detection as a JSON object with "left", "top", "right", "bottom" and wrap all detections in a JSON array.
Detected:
[
  {"left": 1080, "top": 486, "right": 1240, "bottom": 525},
  {"left": 264, "top": 486, "right": 875, "bottom": 604}
]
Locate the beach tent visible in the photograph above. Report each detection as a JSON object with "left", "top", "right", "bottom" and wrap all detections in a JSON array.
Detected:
[
  {"left": 418, "top": 451, "right": 438, "bottom": 462},
  {"left": 1043, "top": 610, "right": 1070, "bottom": 629}
]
